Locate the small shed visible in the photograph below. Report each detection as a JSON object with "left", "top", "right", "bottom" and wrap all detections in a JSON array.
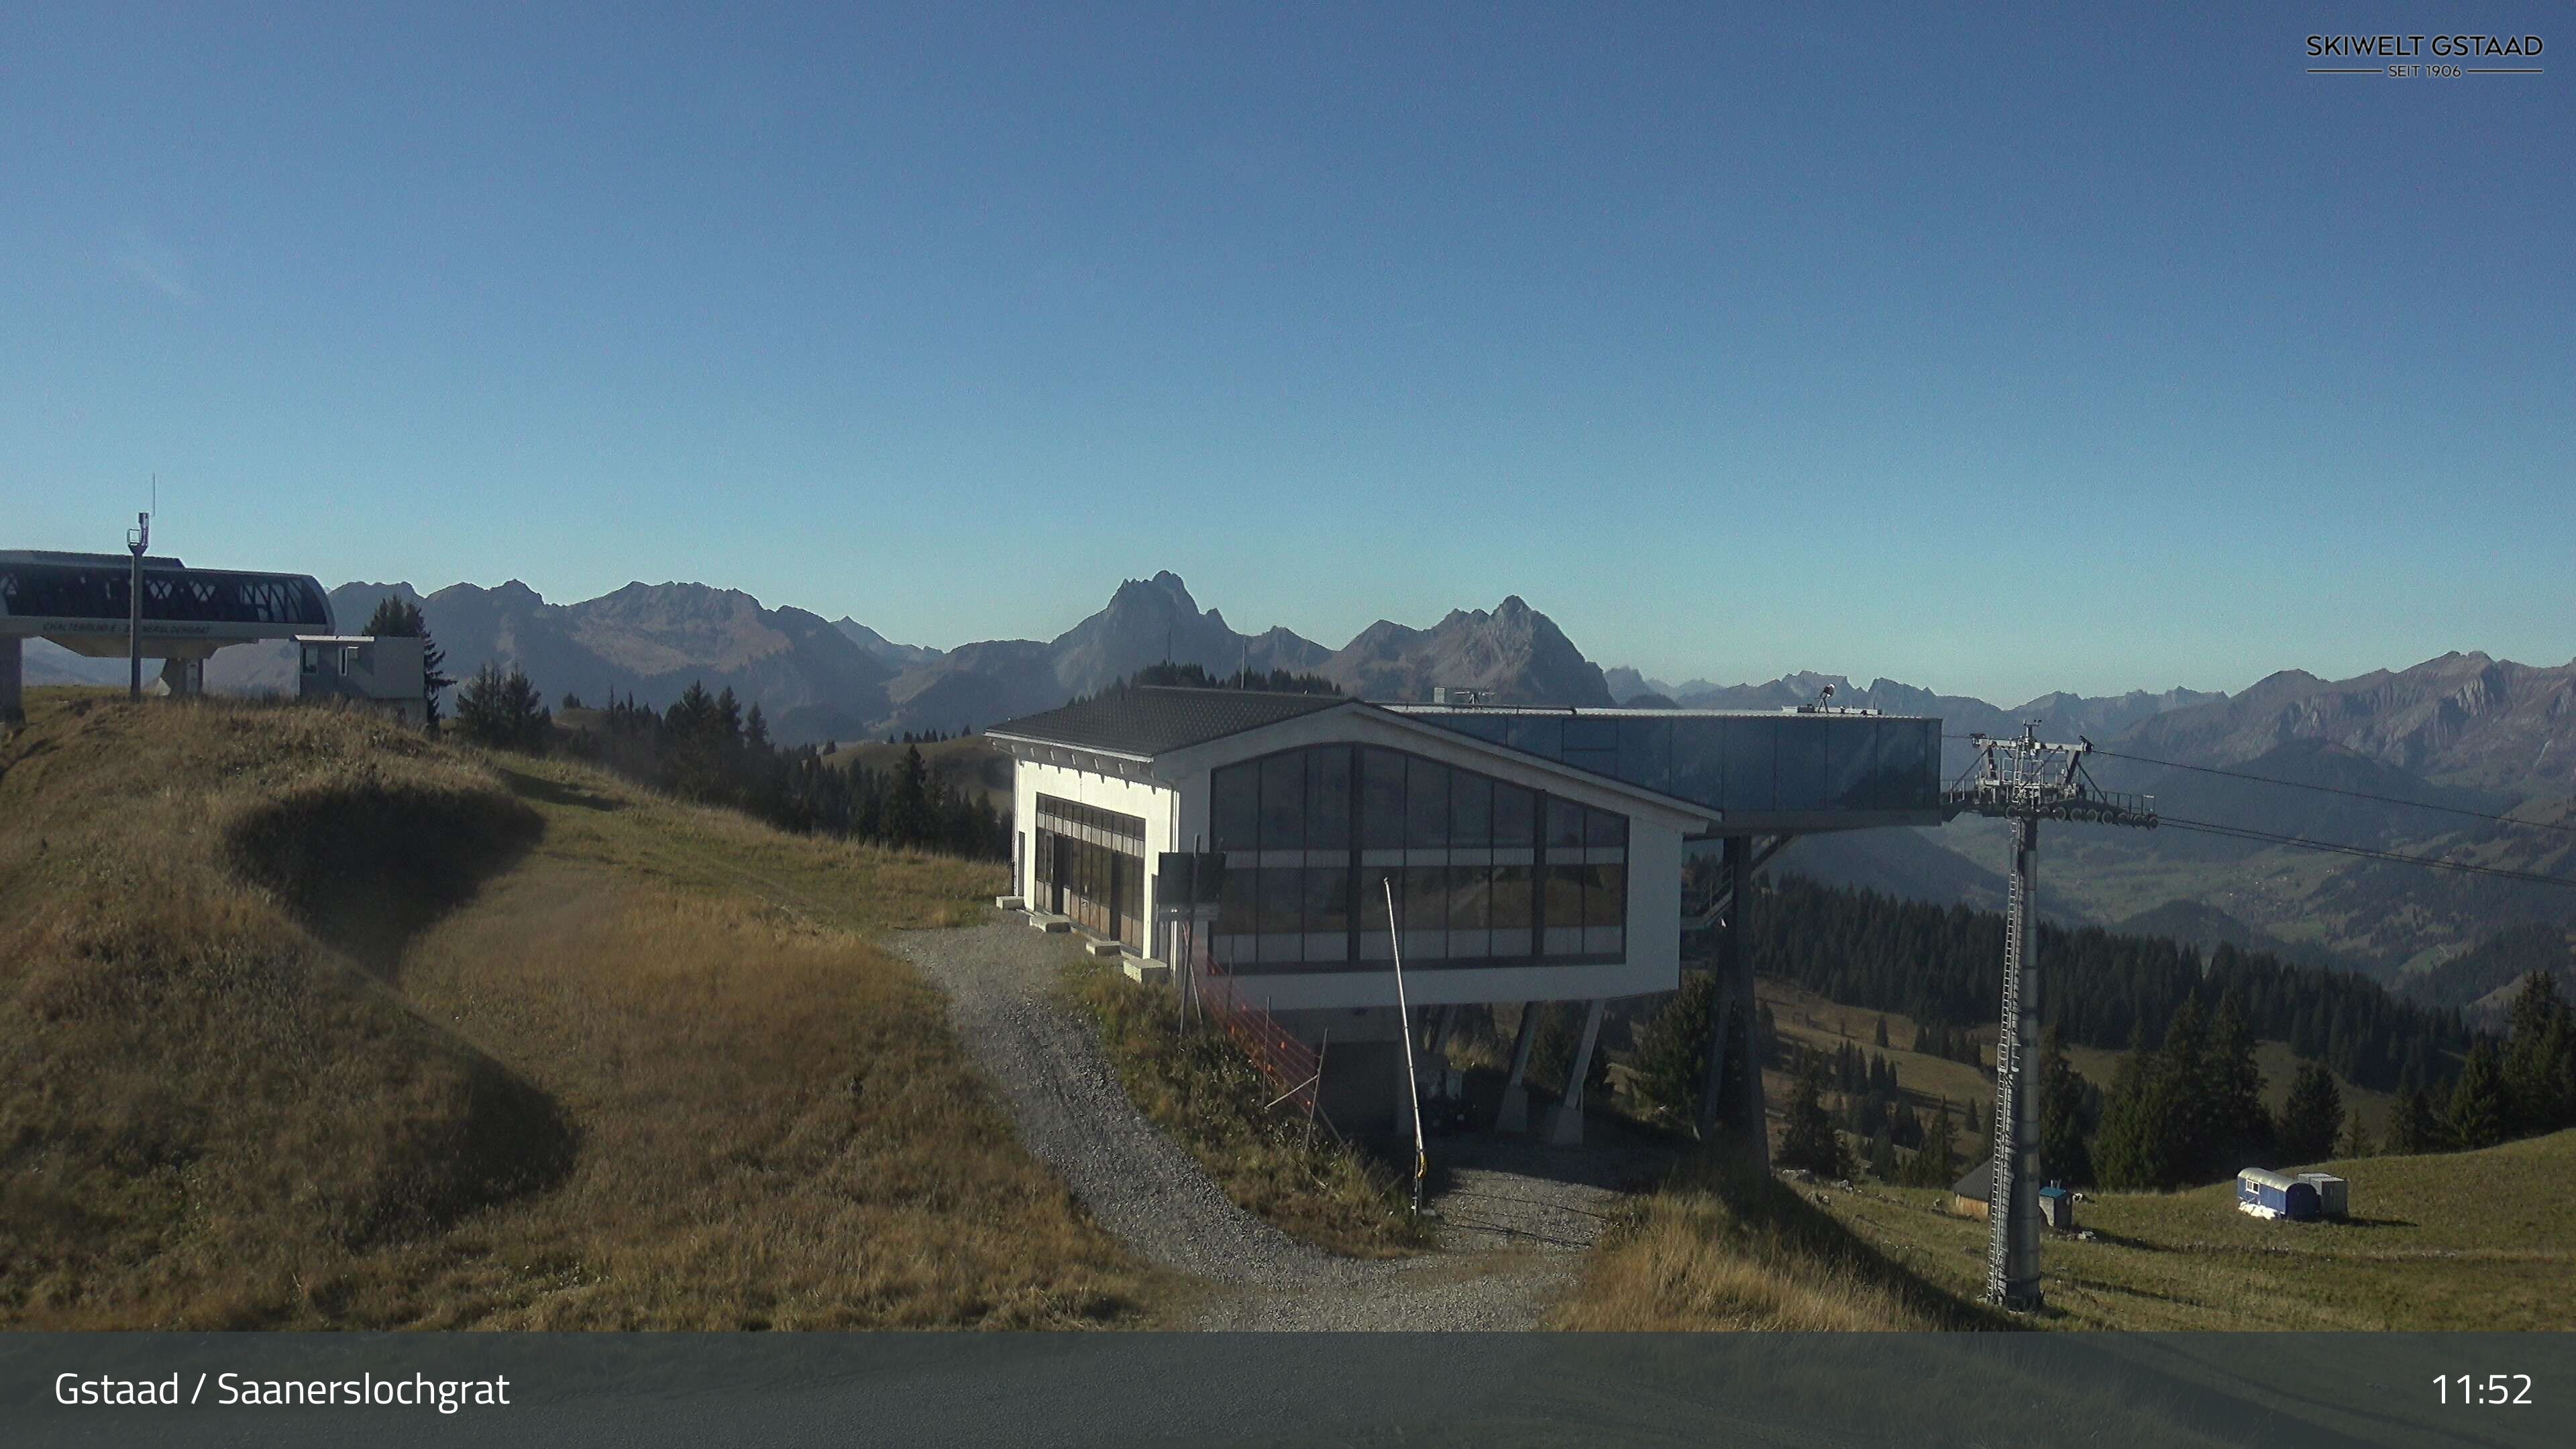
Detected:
[
  {"left": 2038, "top": 1183, "right": 2076, "bottom": 1230},
  {"left": 2237, "top": 1167, "right": 2324, "bottom": 1221},
  {"left": 2296, "top": 1172, "right": 2349, "bottom": 1219},
  {"left": 1947, "top": 1161, "right": 1991, "bottom": 1221},
  {"left": 295, "top": 635, "right": 428, "bottom": 729}
]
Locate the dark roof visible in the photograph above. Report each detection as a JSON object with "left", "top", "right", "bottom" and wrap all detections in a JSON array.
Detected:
[
  {"left": 985, "top": 686, "right": 1347, "bottom": 758},
  {"left": 1951, "top": 1161, "right": 1990, "bottom": 1198}
]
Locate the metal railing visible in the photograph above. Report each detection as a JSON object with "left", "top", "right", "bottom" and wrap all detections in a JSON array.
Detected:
[{"left": 1197, "top": 958, "right": 1330, "bottom": 1127}]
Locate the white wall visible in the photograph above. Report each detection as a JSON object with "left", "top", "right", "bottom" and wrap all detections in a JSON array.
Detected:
[{"left": 1012, "top": 757, "right": 1179, "bottom": 947}]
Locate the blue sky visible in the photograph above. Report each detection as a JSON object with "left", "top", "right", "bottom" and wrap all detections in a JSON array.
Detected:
[{"left": 5, "top": 3, "right": 2568, "bottom": 703}]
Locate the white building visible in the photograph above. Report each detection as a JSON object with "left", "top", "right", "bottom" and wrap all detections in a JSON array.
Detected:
[
  {"left": 294, "top": 634, "right": 429, "bottom": 729},
  {"left": 987, "top": 686, "right": 1943, "bottom": 1140}
]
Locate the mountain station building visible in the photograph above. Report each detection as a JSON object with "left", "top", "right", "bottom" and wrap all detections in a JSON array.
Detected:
[{"left": 985, "top": 686, "right": 1943, "bottom": 1140}]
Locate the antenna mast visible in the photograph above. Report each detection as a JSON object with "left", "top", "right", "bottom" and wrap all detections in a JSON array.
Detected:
[
  {"left": 1945, "top": 723, "right": 2155, "bottom": 1311},
  {"left": 126, "top": 507, "right": 152, "bottom": 701}
]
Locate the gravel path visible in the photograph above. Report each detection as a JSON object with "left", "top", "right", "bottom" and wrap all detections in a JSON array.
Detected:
[{"left": 885, "top": 915, "right": 1666, "bottom": 1331}]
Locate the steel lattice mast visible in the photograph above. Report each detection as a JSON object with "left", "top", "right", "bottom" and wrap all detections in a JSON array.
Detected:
[{"left": 1945, "top": 724, "right": 2157, "bottom": 1311}]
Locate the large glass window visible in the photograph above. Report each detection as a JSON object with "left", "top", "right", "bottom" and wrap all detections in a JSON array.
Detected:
[
  {"left": 1258, "top": 752, "right": 1304, "bottom": 851},
  {"left": 1361, "top": 749, "right": 1406, "bottom": 850},
  {"left": 1405, "top": 757, "right": 1450, "bottom": 849},
  {"left": 1307, "top": 746, "right": 1352, "bottom": 849},
  {"left": 1205, "top": 743, "right": 1628, "bottom": 972}
]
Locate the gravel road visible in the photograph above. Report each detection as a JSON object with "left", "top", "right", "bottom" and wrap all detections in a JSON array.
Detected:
[{"left": 885, "top": 916, "right": 1666, "bottom": 1331}]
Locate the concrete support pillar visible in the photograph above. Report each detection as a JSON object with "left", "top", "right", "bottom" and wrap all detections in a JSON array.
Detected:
[
  {"left": 1698, "top": 837, "right": 1768, "bottom": 1170},
  {"left": 1427, "top": 1004, "right": 1460, "bottom": 1059},
  {"left": 1548, "top": 999, "right": 1607, "bottom": 1148},
  {"left": 1497, "top": 1002, "right": 1542, "bottom": 1132},
  {"left": 1735, "top": 898, "right": 1770, "bottom": 1175},
  {"left": 0, "top": 636, "right": 21, "bottom": 724},
  {"left": 159, "top": 655, "right": 204, "bottom": 697}
]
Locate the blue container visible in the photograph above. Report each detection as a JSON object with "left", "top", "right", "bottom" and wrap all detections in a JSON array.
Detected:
[{"left": 2237, "top": 1168, "right": 2320, "bottom": 1220}]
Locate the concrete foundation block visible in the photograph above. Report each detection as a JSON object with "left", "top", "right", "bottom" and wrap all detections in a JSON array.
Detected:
[
  {"left": 1548, "top": 1102, "right": 1587, "bottom": 1148},
  {"left": 1031, "top": 914, "right": 1072, "bottom": 933},
  {"left": 1121, "top": 959, "right": 1172, "bottom": 985},
  {"left": 994, "top": 896, "right": 1027, "bottom": 911},
  {"left": 1496, "top": 1083, "right": 1531, "bottom": 1134},
  {"left": 1083, "top": 938, "right": 1124, "bottom": 959}
]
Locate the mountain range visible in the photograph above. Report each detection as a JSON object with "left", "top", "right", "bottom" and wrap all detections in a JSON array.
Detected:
[{"left": 24, "top": 567, "right": 2572, "bottom": 973}]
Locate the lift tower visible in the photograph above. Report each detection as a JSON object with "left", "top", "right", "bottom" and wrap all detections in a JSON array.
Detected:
[{"left": 1945, "top": 724, "right": 2156, "bottom": 1311}]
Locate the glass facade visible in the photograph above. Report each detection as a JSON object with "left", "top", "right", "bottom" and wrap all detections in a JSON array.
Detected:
[
  {"left": 1210, "top": 745, "right": 1627, "bottom": 973},
  {"left": 0, "top": 561, "right": 332, "bottom": 628},
  {"left": 1034, "top": 794, "right": 1146, "bottom": 946},
  {"left": 1409, "top": 710, "right": 1939, "bottom": 818}
]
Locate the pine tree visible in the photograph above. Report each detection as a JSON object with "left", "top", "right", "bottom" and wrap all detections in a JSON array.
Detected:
[
  {"left": 1777, "top": 1052, "right": 1849, "bottom": 1178},
  {"left": 451, "top": 662, "right": 550, "bottom": 753},
  {"left": 362, "top": 594, "right": 452, "bottom": 726},
  {"left": 1629, "top": 973, "right": 1719, "bottom": 1130},
  {"left": 2275, "top": 1060, "right": 2343, "bottom": 1165},
  {"left": 2337, "top": 1114, "right": 2374, "bottom": 1159},
  {"left": 888, "top": 744, "right": 932, "bottom": 847},
  {"left": 2035, "top": 1022, "right": 2094, "bottom": 1187},
  {"left": 2502, "top": 971, "right": 2576, "bottom": 1136},
  {"left": 1868, "top": 1128, "right": 1898, "bottom": 1181},
  {"left": 2386, "top": 1085, "right": 2447, "bottom": 1155},
  {"left": 2093, "top": 1026, "right": 2168, "bottom": 1189},
  {"left": 2202, "top": 991, "right": 2275, "bottom": 1179},
  {"left": 1902, "top": 1099, "right": 1959, "bottom": 1187},
  {"left": 1874, "top": 1016, "right": 1890, "bottom": 1050},
  {"left": 2447, "top": 1041, "right": 2510, "bottom": 1150}
]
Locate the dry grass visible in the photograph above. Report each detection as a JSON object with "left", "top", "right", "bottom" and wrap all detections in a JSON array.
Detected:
[
  {"left": 1553, "top": 1155, "right": 1994, "bottom": 1331},
  {"left": 1061, "top": 959, "right": 1431, "bottom": 1258},
  {"left": 1, "top": 688, "right": 1149, "bottom": 1329}
]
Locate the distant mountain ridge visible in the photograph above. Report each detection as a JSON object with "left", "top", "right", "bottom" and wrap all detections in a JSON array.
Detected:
[{"left": 2106, "top": 653, "right": 2576, "bottom": 798}]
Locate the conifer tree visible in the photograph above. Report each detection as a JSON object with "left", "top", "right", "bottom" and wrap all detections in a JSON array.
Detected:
[
  {"left": 451, "top": 661, "right": 550, "bottom": 753},
  {"left": 1777, "top": 1052, "right": 1849, "bottom": 1177},
  {"left": 2447, "top": 1041, "right": 2510, "bottom": 1150},
  {"left": 1902, "top": 1099, "right": 1959, "bottom": 1187},
  {"left": 2276, "top": 1060, "right": 2343, "bottom": 1165},
  {"left": 2385, "top": 1085, "right": 2447, "bottom": 1155},
  {"left": 2035, "top": 1022, "right": 2094, "bottom": 1187},
  {"left": 2203, "top": 991, "right": 2275, "bottom": 1178},
  {"left": 2093, "top": 1026, "right": 2168, "bottom": 1189},
  {"left": 1629, "top": 973, "right": 1719, "bottom": 1130},
  {"left": 2502, "top": 971, "right": 2576, "bottom": 1135},
  {"left": 1868, "top": 1129, "right": 1898, "bottom": 1181}
]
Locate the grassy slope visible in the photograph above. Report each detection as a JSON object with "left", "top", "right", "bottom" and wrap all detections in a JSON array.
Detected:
[
  {"left": 1, "top": 689, "right": 1147, "bottom": 1329},
  {"left": 1800, "top": 1129, "right": 2576, "bottom": 1330},
  {"left": 1061, "top": 957, "right": 1429, "bottom": 1258},
  {"left": 1554, "top": 1158, "right": 1993, "bottom": 1332}
]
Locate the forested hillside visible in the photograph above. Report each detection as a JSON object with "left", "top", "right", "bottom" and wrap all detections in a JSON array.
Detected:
[{"left": 1741, "top": 877, "right": 2475, "bottom": 1093}]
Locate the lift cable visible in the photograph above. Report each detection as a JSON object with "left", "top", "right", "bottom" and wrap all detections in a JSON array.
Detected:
[
  {"left": 1941, "top": 733, "right": 2576, "bottom": 838},
  {"left": 2155, "top": 814, "right": 2576, "bottom": 890}
]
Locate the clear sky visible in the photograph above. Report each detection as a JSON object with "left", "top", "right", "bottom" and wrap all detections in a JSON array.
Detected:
[{"left": 5, "top": 3, "right": 2569, "bottom": 703}]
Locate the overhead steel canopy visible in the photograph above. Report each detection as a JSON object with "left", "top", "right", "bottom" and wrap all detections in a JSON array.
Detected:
[{"left": 0, "top": 549, "right": 334, "bottom": 657}]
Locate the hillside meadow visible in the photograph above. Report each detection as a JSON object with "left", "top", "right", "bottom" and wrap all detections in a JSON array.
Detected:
[{"left": 0, "top": 689, "right": 1150, "bottom": 1329}]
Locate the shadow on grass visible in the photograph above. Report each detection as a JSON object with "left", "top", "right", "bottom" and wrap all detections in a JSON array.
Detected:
[
  {"left": 494, "top": 763, "right": 627, "bottom": 814},
  {"left": 224, "top": 777, "right": 580, "bottom": 1234},
  {"left": 227, "top": 780, "right": 545, "bottom": 975},
  {"left": 1686, "top": 1152, "right": 2015, "bottom": 1332}
]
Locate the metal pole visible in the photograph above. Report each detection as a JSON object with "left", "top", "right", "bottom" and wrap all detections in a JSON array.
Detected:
[
  {"left": 1986, "top": 814, "right": 2043, "bottom": 1310},
  {"left": 1384, "top": 877, "right": 1426, "bottom": 1214},
  {"left": 125, "top": 511, "right": 149, "bottom": 701}
]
